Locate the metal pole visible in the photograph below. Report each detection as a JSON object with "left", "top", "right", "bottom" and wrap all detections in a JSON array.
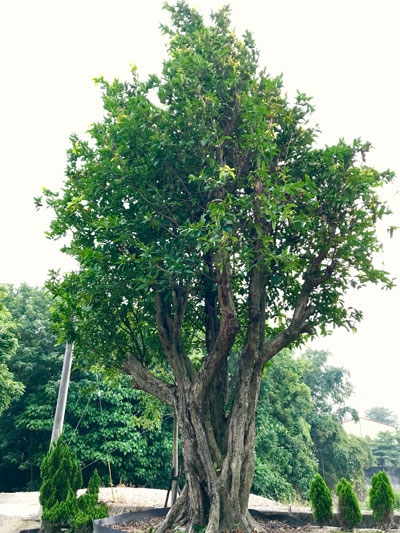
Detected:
[
  {"left": 170, "top": 415, "right": 179, "bottom": 505},
  {"left": 50, "top": 342, "right": 73, "bottom": 445}
]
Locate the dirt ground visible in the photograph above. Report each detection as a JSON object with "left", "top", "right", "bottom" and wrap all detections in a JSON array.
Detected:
[
  {"left": 0, "top": 488, "right": 306, "bottom": 533},
  {"left": 0, "top": 489, "right": 392, "bottom": 533}
]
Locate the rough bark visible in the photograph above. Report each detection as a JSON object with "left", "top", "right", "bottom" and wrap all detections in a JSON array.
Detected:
[{"left": 155, "top": 363, "right": 262, "bottom": 533}]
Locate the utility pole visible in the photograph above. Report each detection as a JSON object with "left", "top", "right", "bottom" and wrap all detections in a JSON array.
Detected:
[{"left": 50, "top": 342, "right": 73, "bottom": 445}]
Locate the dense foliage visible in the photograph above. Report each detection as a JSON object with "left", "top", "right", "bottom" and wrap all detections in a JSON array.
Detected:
[
  {"left": 254, "top": 349, "right": 317, "bottom": 500},
  {"left": 0, "top": 284, "right": 173, "bottom": 492},
  {"left": 300, "top": 349, "right": 371, "bottom": 494},
  {"left": 369, "top": 431, "right": 400, "bottom": 467},
  {"left": 336, "top": 478, "right": 362, "bottom": 530},
  {"left": 309, "top": 473, "right": 333, "bottom": 525},
  {"left": 0, "top": 286, "right": 24, "bottom": 416},
  {"left": 369, "top": 470, "right": 395, "bottom": 528}
]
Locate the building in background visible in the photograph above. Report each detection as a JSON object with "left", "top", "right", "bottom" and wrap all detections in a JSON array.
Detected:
[{"left": 342, "top": 417, "right": 396, "bottom": 439}]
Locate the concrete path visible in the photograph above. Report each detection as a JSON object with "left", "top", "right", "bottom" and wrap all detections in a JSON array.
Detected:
[{"left": 0, "top": 492, "right": 40, "bottom": 533}]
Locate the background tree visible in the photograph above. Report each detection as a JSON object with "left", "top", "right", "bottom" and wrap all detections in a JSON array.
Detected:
[
  {"left": 39, "top": 3, "right": 393, "bottom": 532},
  {"left": 299, "top": 350, "right": 356, "bottom": 421},
  {"left": 369, "top": 431, "right": 400, "bottom": 467},
  {"left": 254, "top": 349, "right": 317, "bottom": 500},
  {"left": 366, "top": 406, "right": 398, "bottom": 428},
  {"left": 0, "top": 284, "right": 173, "bottom": 492},
  {"left": 0, "top": 286, "right": 24, "bottom": 417},
  {"left": 299, "top": 349, "right": 371, "bottom": 494},
  {"left": 64, "top": 370, "right": 174, "bottom": 488},
  {"left": 0, "top": 284, "right": 64, "bottom": 490}
]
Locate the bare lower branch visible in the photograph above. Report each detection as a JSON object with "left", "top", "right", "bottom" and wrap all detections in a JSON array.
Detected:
[{"left": 123, "top": 354, "right": 175, "bottom": 407}]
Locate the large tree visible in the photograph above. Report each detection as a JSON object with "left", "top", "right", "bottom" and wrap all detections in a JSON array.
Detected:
[{"left": 40, "top": 3, "right": 393, "bottom": 531}]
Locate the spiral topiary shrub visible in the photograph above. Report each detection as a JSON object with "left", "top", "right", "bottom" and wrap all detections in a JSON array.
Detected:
[
  {"left": 309, "top": 473, "right": 333, "bottom": 526},
  {"left": 39, "top": 437, "right": 108, "bottom": 532},
  {"left": 336, "top": 478, "right": 362, "bottom": 530},
  {"left": 369, "top": 470, "right": 395, "bottom": 530}
]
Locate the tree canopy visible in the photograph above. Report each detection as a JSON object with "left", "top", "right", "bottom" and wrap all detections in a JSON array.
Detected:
[
  {"left": 38, "top": 3, "right": 394, "bottom": 531},
  {"left": 366, "top": 407, "right": 399, "bottom": 428}
]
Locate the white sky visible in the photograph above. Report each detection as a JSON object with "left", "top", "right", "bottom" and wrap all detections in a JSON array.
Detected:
[{"left": 1, "top": 0, "right": 399, "bottom": 418}]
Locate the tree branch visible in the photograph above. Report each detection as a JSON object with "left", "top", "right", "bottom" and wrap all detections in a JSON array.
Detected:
[
  {"left": 154, "top": 287, "right": 197, "bottom": 385},
  {"left": 195, "top": 254, "right": 239, "bottom": 397},
  {"left": 123, "top": 354, "right": 175, "bottom": 407},
  {"left": 260, "top": 246, "right": 337, "bottom": 366}
]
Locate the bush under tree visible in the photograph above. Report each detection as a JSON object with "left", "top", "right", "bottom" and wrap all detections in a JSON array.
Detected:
[
  {"left": 309, "top": 473, "right": 333, "bottom": 526},
  {"left": 369, "top": 470, "right": 395, "bottom": 529},
  {"left": 39, "top": 437, "right": 108, "bottom": 532},
  {"left": 336, "top": 477, "right": 362, "bottom": 530}
]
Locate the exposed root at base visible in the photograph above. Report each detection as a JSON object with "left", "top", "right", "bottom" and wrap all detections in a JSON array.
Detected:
[{"left": 109, "top": 514, "right": 307, "bottom": 533}]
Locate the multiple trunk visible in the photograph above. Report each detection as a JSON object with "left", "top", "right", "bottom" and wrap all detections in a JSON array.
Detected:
[
  {"left": 123, "top": 207, "right": 319, "bottom": 532},
  {"left": 125, "top": 349, "right": 264, "bottom": 533}
]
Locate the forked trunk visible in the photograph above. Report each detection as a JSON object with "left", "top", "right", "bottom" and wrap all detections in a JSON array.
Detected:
[{"left": 157, "top": 368, "right": 263, "bottom": 533}]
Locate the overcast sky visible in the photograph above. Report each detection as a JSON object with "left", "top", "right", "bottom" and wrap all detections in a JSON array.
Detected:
[{"left": 1, "top": 0, "right": 399, "bottom": 419}]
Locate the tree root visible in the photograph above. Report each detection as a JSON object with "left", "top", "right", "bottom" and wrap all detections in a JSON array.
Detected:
[
  {"left": 156, "top": 487, "right": 190, "bottom": 533},
  {"left": 156, "top": 495, "right": 265, "bottom": 533}
]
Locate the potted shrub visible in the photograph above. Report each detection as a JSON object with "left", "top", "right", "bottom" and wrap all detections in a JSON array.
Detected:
[
  {"left": 309, "top": 473, "right": 333, "bottom": 526},
  {"left": 336, "top": 478, "right": 362, "bottom": 530},
  {"left": 369, "top": 470, "right": 395, "bottom": 530}
]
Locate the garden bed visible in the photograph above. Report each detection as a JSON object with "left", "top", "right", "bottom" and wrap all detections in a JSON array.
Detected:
[{"left": 93, "top": 507, "right": 400, "bottom": 533}]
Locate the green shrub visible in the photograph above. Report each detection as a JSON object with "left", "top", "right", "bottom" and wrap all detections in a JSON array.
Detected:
[
  {"left": 39, "top": 437, "right": 108, "bottom": 532},
  {"left": 252, "top": 457, "right": 295, "bottom": 502},
  {"left": 40, "top": 437, "right": 82, "bottom": 531},
  {"left": 309, "top": 473, "right": 333, "bottom": 526},
  {"left": 336, "top": 478, "right": 362, "bottom": 530},
  {"left": 369, "top": 470, "right": 395, "bottom": 529},
  {"left": 72, "top": 469, "right": 109, "bottom": 531}
]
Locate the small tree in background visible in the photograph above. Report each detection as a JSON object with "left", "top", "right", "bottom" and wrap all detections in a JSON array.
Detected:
[
  {"left": 369, "top": 470, "right": 395, "bottom": 529},
  {"left": 39, "top": 437, "right": 108, "bottom": 532},
  {"left": 309, "top": 473, "right": 333, "bottom": 526},
  {"left": 336, "top": 478, "right": 362, "bottom": 530}
]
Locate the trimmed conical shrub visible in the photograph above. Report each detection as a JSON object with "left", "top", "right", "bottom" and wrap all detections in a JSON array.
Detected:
[
  {"left": 39, "top": 437, "right": 108, "bottom": 532},
  {"left": 309, "top": 473, "right": 333, "bottom": 526},
  {"left": 369, "top": 470, "right": 395, "bottom": 530},
  {"left": 40, "top": 437, "right": 83, "bottom": 532},
  {"left": 336, "top": 478, "right": 362, "bottom": 530}
]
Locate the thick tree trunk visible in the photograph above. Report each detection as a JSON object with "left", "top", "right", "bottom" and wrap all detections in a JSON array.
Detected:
[{"left": 157, "top": 363, "right": 263, "bottom": 533}]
